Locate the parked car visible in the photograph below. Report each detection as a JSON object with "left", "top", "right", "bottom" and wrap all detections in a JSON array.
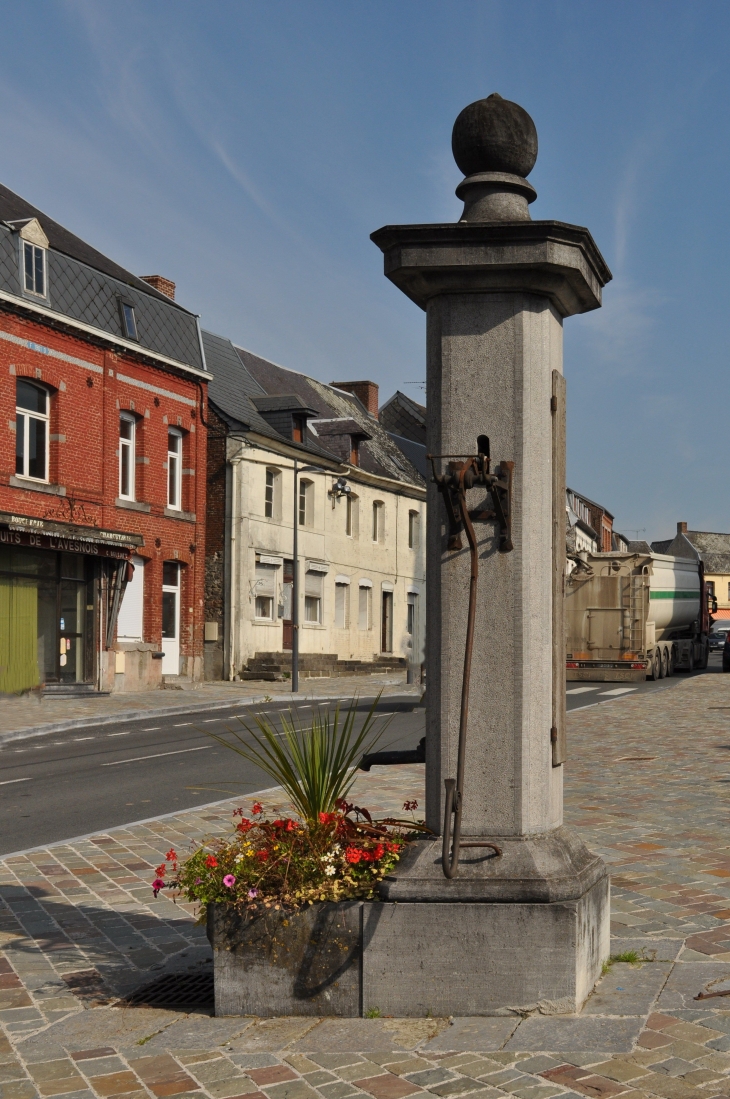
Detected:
[
  {"left": 710, "top": 624, "right": 730, "bottom": 652},
  {"left": 723, "top": 633, "right": 730, "bottom": 671}
]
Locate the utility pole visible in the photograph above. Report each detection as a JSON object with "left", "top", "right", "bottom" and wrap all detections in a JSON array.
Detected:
[{"left": 292, "top": 459, "right": 299, "bottom": 693}]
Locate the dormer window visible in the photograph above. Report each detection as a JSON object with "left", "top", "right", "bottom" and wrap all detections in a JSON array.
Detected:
[
  {"left": 11, "top": 218, "right": 50, "bottom": 301},
  {"left": 120, "top": 301, "right": 138, "bottom": 340},
  {"left": 23, "top": 241, "right": 45, "bottom": 296}
]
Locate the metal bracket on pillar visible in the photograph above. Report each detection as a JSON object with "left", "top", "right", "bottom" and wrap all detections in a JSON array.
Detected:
[{"left": 428, "top": 438, "right": 513, "bottom": 878}]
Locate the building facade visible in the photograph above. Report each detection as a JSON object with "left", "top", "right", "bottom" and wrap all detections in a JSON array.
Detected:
[
  {"left": 652, "top": 522, "right": 730, "bottom": 622},
  {"left": 0, "top": 186, "right": 209, "bottom": 694},
  {"left": 204, "top": 335, "right": 426, "bottom": 680}
]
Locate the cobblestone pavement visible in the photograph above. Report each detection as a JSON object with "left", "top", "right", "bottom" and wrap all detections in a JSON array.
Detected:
[
  {"left": 3, "top": 674, "right": 730, "bottom": 1099},
  {"left": 0, "top": 675, "right": 419, "bottom": 742}
]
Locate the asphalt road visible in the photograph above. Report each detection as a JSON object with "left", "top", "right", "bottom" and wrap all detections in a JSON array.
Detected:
[{"left": 0, "top": 658, "right": 722, "bottom": 856}]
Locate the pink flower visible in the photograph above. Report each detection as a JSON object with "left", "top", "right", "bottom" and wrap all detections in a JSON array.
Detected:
[
  {"left": 152, "top": 878, "right": 165, "bottom": 896},
  {"left": 223, "top": 875, "right": 236, "bottom": 888},
  {"left": 247, "top": 888, "right": 258, "bottom": 899}
]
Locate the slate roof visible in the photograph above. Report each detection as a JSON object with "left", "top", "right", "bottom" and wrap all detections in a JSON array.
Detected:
[
  {"left": 0, "top": 183, "right": 205, "bottom": 373},
  {"left": 379, "top": 390, "right": 427, "bottom": 445},
  {"left": 386, "top": 432, "right": 428, "bottom": 480},
  {"left": 650, "top": 529, "right": 730, "bottom": 572},
  {"left": 203, "top": 330, "right": 270, "bottom": 435},
  {"left": 215, "top": 338, "right": 422, "bottom": 485}
]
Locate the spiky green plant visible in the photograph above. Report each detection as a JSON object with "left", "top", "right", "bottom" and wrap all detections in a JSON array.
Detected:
[{"left": 204, "top": 696, "right": 389, "bottom": 823}]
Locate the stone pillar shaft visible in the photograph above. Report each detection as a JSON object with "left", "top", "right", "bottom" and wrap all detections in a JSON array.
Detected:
[{"left": 425, "top": 292, "right": 563, "bottom": 837}]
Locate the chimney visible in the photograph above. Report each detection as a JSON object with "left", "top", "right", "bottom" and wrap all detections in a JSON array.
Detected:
[
  {"left": 677, "top": 521, "right": 688, "bottom": 534},
  {"left": 140, "top": 275, "right": 176, "bottom": 300},
  {"left": 330, "top": 379, "right": 379, "bottom": 417}
]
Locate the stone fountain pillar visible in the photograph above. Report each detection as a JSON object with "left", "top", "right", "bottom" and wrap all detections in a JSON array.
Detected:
[{"left": 366, "top": 94, "right": 612, "bottom": 1016}]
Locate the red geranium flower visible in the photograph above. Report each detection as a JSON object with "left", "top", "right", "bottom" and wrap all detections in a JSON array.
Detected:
[
  {"left": 256, "top": 849, "right": 269, "bottom": 861},
  {"left": 166, "top": 848, "right": 178, "bottom": 861},
  {"left": 155, "top": 864, "right": 166, "bottom": 877},
  {"left": 236, "top": 819, "right": 252, "bottom": 833},
  {"left": 252, "top": 802, "right": 263, "bottom": 815},
  {"left": 285, "top": 819, "right": 296, "bottom": 831},
  {"left": 345, "top": 846, "right": 362, "bottom": 864},
  {"left": 205, "top": 855, "right": 218, "bottom": 868},
  {"left": 403, "top": 800, "right": 418, "bottom": 812}
]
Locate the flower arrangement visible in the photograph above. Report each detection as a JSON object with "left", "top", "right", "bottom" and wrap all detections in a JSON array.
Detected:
[
  {"left": 151, "top": 697, "right": 427, "bottom": 915},
  {"left": 152, "top": 798, "right": 423, "bottom": 913}
]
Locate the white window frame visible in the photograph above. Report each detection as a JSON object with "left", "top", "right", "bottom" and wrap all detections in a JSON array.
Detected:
[
  {"left": 334, "top": 578, "right": 350, "bottom": 629},
  {"left": 23, "top": 240, "right": 46, "bottom": 297},
  {"left": 299, "top": 478, "right": 314, "bottom": 528},
  {"left": 408, "top": 509, "right": 420, "bottom": 549},
  {"left": 304, "top": 569, "right": 323, "bottom": 625},
  {"left": 120, "top": 301, "right": 138, "bottom": 340},
  {"left": 264, "top": 467, "right": 281, "bottom": 519},
  {"left": 119, "top": 413, "right": 136, "bottom": 500},
  {"left": 372, "top": 500, "right": 384, "bottom": 543},
  {"left": 358, "top": 581, "right": 372, "bottom": 631},
  {"left": 254, "top": 561, "right": 278, "bottom": 621},
  {"left": 15, "top": 380, "right": 49, "bottom": 482},
  {"left": 167, "top": 428, "right": 182, "bottom": 510},
  {"left": 346, "top": 492, "right": 359, "bottom": 538}
]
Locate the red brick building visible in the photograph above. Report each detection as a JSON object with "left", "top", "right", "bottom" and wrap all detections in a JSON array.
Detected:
[{"left": 0, "top": 188, "right": 210, "bottom": 694}]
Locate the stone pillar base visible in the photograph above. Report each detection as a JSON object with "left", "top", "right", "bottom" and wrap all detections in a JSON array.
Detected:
[{"left": 208, "top": 830, "right": 609, "bottom": 1018}]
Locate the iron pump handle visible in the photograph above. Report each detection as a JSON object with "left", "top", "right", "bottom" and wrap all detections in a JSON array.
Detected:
[{"left": 427, "top": 440, "right": 512, "bottom": 878}]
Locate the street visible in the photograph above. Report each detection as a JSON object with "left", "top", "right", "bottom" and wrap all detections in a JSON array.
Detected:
[{"left": 0, "top": 659, "right": 721, "bottom": 857}]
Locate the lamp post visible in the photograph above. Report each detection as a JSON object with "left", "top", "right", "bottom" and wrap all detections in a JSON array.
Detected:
[{"left": 292, "top": 459, "right": 299, "bottom": 693}]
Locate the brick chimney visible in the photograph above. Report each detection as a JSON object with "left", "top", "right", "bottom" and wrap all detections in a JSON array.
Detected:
[
  {"left": 140, "top": 275, "right": 176, "bottom": 300},
  {"left": 330, "top": 379, "right": 379, "bottom": 417},
  {"left": 677, "top": 521, "right": 688, "bottom": 534}
]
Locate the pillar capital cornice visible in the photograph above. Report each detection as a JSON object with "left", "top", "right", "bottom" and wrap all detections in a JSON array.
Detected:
[{"left": 370, "top": 219, "right": 612, "bottom": 317}]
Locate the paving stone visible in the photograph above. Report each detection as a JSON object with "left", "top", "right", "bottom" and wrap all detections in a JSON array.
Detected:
[
  {"left": 505, "top": 1018, "right": 643, "bottom": 1054},
  {"left": 263, "top": 1082, "right": 321, "bottom": 1099},
  {"left": 316, "top": 1083, "right": 362, "bottom": 1099},
  {"left": 423, "top": 1020, "right": 519, "bottom": 1053},
  {"left": 401, "top": 1071, "right": 455, "bottom": 1088},
  {"left": 350, "top": 1077, "right": 421, "bottom": 1099}
]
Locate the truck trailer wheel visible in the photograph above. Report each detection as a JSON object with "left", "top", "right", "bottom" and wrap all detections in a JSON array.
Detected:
[
  {"left": 667, "top": 647, "right": 675, "bottom": 676},
  {"left": 661, "top": 647, "right": 669, "bottom": 678},
  {"left": 650, "top": 650, "right": 661, "bottom": 680}
]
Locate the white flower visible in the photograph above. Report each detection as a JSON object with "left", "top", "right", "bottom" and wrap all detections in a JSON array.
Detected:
[{"left": 324, "top": 865, "right": 336, "bottom": 876}]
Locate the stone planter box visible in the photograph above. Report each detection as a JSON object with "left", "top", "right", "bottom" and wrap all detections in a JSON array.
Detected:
[
  {"left": 207, "top": 869, "right": 608, "bottom": 1018},
  {"left": 207, "top": 902, "right": 362, "bottom": 1016}
]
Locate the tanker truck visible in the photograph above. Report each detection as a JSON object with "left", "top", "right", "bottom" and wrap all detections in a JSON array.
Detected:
[{"left": 565, "top": 550, "right": 712, "bottom": 682}]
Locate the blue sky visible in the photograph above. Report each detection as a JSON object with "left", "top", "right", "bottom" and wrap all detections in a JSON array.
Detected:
[{"left": 1, "top": 1, "right": 728, "bottom": 540}]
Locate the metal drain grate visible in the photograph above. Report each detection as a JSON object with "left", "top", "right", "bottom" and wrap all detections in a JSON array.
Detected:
[{"left": 120, "top": 969, "right": 214, "bottom": 1009}]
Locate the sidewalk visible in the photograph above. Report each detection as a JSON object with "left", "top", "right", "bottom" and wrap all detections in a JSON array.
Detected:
[
  {"left": 2, "top": 673, "right": 730, "bottom": 1099},
  {"left": 0, "top": 674, "right": 421, "bottom": 743}
]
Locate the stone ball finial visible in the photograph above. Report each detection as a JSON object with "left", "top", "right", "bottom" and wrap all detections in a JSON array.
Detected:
[
  {"left": 452, "top": 93, "right": 538, "bottom": 178},
  {"left": 452, "top": 94, "right": 538, "bottom": 222}
]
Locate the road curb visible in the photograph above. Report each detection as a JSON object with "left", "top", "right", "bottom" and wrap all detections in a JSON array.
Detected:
[{"left": 0, "top": 687, "right": 423, "bottom": 746}]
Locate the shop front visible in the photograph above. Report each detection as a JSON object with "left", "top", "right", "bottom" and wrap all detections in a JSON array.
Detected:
[{"left": 0, "top": 512, "right": 142, "bottom": 694}]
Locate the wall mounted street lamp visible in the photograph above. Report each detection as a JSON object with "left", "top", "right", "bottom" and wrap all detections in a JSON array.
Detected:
[{"left": 329, "top": 476, "right": 351, "bottom": 506}]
